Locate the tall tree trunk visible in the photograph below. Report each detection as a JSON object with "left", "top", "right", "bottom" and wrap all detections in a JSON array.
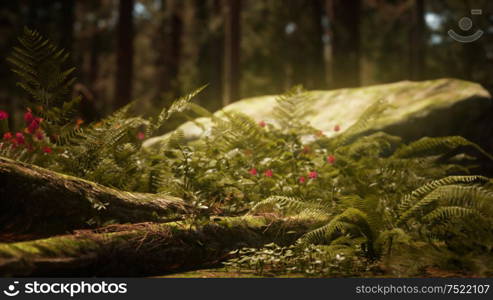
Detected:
[
  {"left": 60, "top": 0, "right": 75, "bottom": 54},
  {"left": 326, "top": 0, "right": 361, "bottom": 88},
  {"left": 409, "top": 0, "right": 425, "bottom": 81},
  {"left": 309, "top": 0, "right": 326, "bottom": 90},
  {"left": 115, "top": 0, "right": 134, "bottom": 109},
  {"left": 222, "top": 0, "right": 241, "bottom": 106},
  {"left": 198, "top": 0, "right": 223, "bottom": 112},
  {"left": 154, "top": 0, "right": 183, "bottom": 103}
]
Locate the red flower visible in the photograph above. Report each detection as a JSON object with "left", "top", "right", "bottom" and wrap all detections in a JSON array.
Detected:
[
  {"left": 258, "top": 121, "right": 266, "bottom": 127},
  {"left": 334, "top": 124, "right": 340, "bottom": 132},
  {"left": 308, "top": 171, "right": 318, "bottom": 179},
  {"left": 302, "top": 145, "right": 310, "bottom": 154},
  {"left": 42, "top": 146, "right": 52, "bottom": 154},
  {"left": 299, "top": 176, "right": 306, "bottom": 184},
  {"left": 2, "top": 132, "right": 12, "bottom": 140},
  {"left": 15, "top": 132, "right": 25, "bottom": 144},
  {"left": 248, "top": 168, "right": 258, "bottom": 175},
  {"left": 137, "top": 131, "right": 145, "bottom": 140},
  {"left": 27, "top": 118, "right": 41, "bottom": 133},
  {"left": 264, "top": 169, "right": 273, "bottom": 177},
  {"left": 327, "top": 155, "right": 336, "bottom": 164},
  {"left": 24, "top": 109, "right": 33, "bottom": 124},
  {"left": 0, "top": 110, "right": 8, "bottom": 120}
]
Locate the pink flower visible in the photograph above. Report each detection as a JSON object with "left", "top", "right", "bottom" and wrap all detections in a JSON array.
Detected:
[
  {"left": 137, "top": 131, "right": 145, "bottom": 140},
  {"left": 327, "top": 155, "right": 336, "bottom": 164},
  {"left": 308, "top": 171, "right": 318, "bottom": 179},
  {"left": 15, "top": 132, "right": 25, "bottom": 144},
  {"left": 258, "top": 121, "right": 266, "bottom": 127},
  {"left": 299, "top": 176, "right": 306, "bottom": 184},
  {"left": 24, "top": 109, "right": 33, "bottom": 124},
  {"left": 334, "top": 124, "right": 340, "bottom": 132},
  {"left": 27, "top": 118, "right": 41, "bottom": 133},
  {"left": 42, "top": 146, "right": 52, "bottom": 154},
  {"left": 0, "top": 110, "right": 9, "bottom": 120},
  {"left": 264, "top": 169, "right": 273, "bottom": 177},
  {"left": 2, "top": 132, "right": 12, "bottom": 140},
  {"left": 248, "top": 168, "right": 258, "bottom": 175}
]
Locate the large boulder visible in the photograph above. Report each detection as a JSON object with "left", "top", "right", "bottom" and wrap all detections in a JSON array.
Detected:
[{"left": 145, "top": 78, "right": 493, "bottom": 151}]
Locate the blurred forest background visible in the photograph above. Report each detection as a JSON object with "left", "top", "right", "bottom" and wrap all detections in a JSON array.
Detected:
[{"left": 0, "top": 0, "right": 493, "bottom": 129}]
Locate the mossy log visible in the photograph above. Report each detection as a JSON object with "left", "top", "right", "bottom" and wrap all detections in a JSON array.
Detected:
[
  {"left": 0, "top": 157, "right": 190, "bottom": 238},
  {"left": 0, "top": 216, "right": 326, "bottom": 277}
]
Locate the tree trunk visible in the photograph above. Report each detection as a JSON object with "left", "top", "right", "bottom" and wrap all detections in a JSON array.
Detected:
[
  {"left": 222, "top": 0, "right": 241, "bottom": 106},
  {"left": 198, "top": 0, "right": 224, "bottom": 112},
  {"left": 115, "top": 0, "right": 134, "bottom": 109},
  {"left": 154, "top": 0, "right": 183, "bottom": 102},
  {"left": 409, "top": 0, "right": 425, "bottom": 81},
  {"left": 60, "top": 0, "right": 75, "bottom": 55},
  {"left": 0, "top": 216, "right": 326, "bottom": 276},
  {"left": 326, "top": 0, "right": 361, "bottom": 88},
  {"left": 0, "top": 157, "right": 189, "bottom": 238}
]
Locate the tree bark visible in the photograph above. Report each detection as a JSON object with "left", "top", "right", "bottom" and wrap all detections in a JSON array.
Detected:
[
  {"left": 326, "top": 0, "right": 361, "bottom": 88},
  {"left": 0, "top": 157, "right": 189, "bottom": 238},
  {"left": 60, "top": 0, "right": 75, "bottom": 55},
  {"left": 0, "top": 216, "right": 326, "bottom": 276},
  {"left": 222, "top": 0, "right": 241, "bottom": 106},
  {"left": 154, "top": 0, "right": 183, "bottom": 102},
  {"left": 198, "top": 0, "right": 224, "bottom": 112},
  {"left": 409, "top": 0, "right": 425, "bottom": 81},
  {"left": 115, "top": 0, "right": 134, "bottom": 109}
]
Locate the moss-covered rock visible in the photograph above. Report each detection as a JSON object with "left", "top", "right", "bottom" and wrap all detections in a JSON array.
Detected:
[{"left": 145, "top": 78, "right": 493, "bottom": 150}]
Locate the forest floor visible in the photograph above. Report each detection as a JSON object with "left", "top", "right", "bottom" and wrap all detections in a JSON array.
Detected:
[{"left": 156, "top": 266, "right": 479, "bottom": 278}]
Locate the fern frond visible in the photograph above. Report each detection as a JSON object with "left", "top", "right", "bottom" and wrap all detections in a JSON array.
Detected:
[
  {"left": 211, "top": 112, "right": 269, "bottom": 153},
  {"left": 330, "top": 98, "right": 388, "bottom": 147},
  {"left": 8, "top": 27, "right": 80, "bottom": 127},
  {"left": 149, "top": 85, "right": 206, "bottom": 134},
  {"left": 393, "top": 136, "right": 493, "bottom": 160},
  {"left": 250, "top": 196, "right": 328, "bottom": 215},
  {"left": 272, "top": 85, "right": 314, "bottom": 131},
  {"left": 398, "top": 184, "right": 493, "bottom": 225},
  {"left": 297, "top": 208, "right": 373, "bottom": 247},
  {"left": 398, "top": 175, "right": 490, "bottom": 215}
]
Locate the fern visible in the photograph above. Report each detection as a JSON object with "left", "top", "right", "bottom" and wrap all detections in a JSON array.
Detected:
[
  {"left": 8, "top": 27, "right": 80, "bottom": 132},
  {"left": 297, "top": 207, "right": 377, "bottom": 259},
  {"left": 398, "top": 176, "right": 492, "bottom": 223},
  {"left": 148, "top": 85, "right": 207, "bottom": 135},
  {"left": 398, "top": 185, "right": 493, "bottom": 224},
  {"left": 272, "top": 85, "right": 314, "bottom": 132},
  {"left": 329, "top": 98, "right": 388, "bottom": 147},
  {"left": 393, "top": 136, "right": 493, "bottom": 160}
]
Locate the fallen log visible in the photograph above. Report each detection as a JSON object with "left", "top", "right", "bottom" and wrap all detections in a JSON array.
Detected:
[
  {"left": 0, "top": 156, "right": 189, "bottom": 238},
  {"left": 0, "top": 216, "right": 326, "bottom": 276}
]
